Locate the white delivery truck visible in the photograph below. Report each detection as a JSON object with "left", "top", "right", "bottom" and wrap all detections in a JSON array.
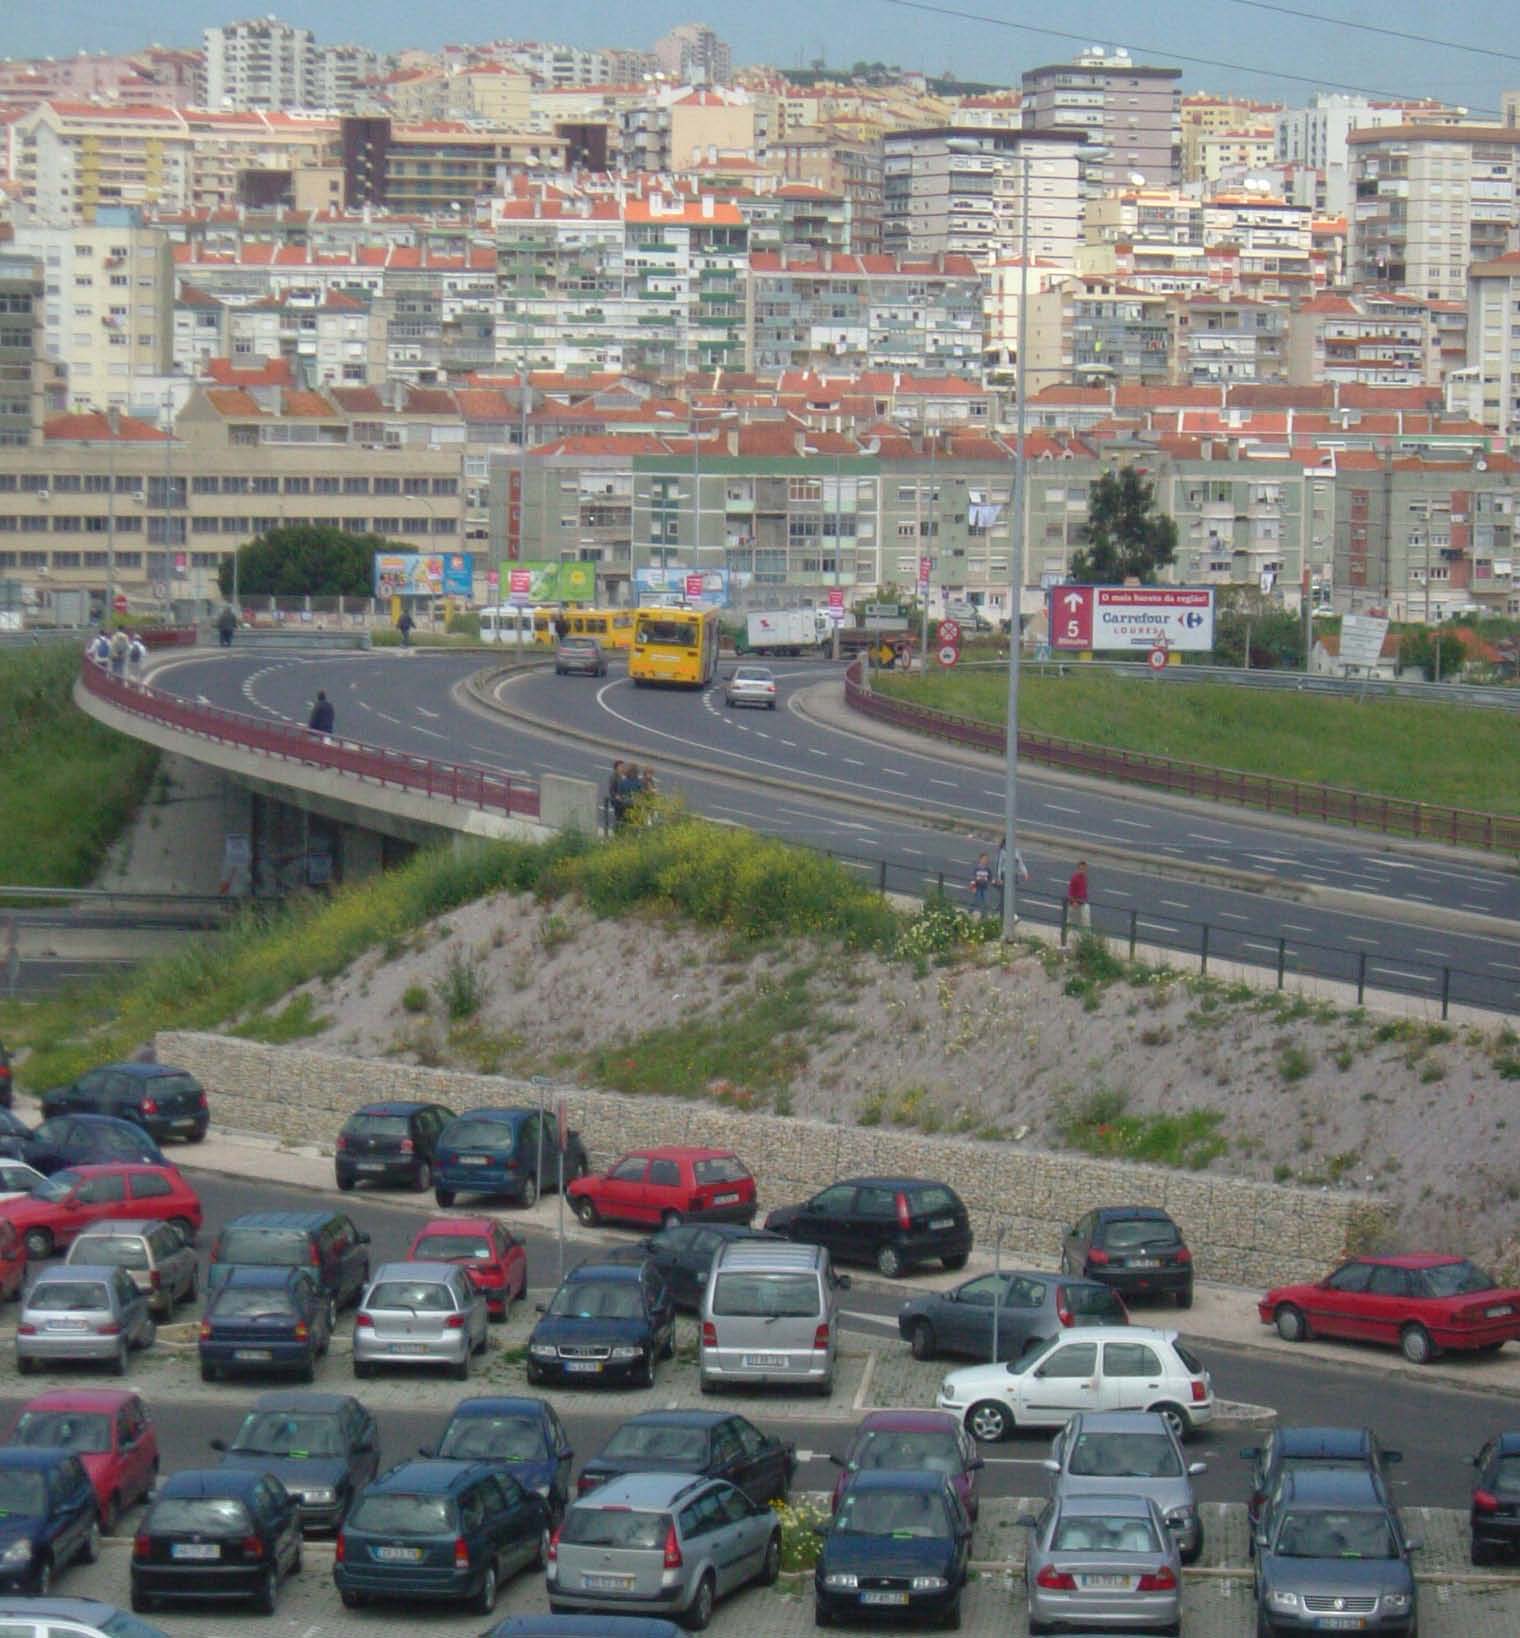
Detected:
[{"left": 745, "top": 608, "right": 827, "bottom": 655}]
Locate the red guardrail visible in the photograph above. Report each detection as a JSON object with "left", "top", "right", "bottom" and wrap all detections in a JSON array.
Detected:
[
  {"left": 140, "top": 627, "right": 198, "bottom": 649},
  {"left": 81, "top": 660, "right": 540, "bottom": 823},
  {"left": 844, "top": 659, "right": 1520, "bottom": 853}
]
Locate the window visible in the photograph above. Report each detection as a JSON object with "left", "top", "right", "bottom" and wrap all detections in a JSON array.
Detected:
[
  {"left": 1037, "top": 1342, "right": 1097, "bottom": 1379},
  {"left": 1102, "top": 1342, "right": 1162, "bottom": 1378},
  {"left": 648, "top": 1160, "right": 680, "bottom": 1187},
  {"left": 1366, "top": 1265, "right": 1412, "bottom": 1297},
  {"left": 1325, "top": 1262, "right": 1374, "bottom": 1294}
]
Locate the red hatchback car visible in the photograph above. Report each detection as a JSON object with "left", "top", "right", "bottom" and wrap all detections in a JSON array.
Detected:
[
  {"left": 568, "top": 1146, "right": 757, "bottom": 1231},
  {"left": 0, "top": 1164, "right": 202, "bottom": 1260},
  {"left": 405, "top": 1216, "right": 527, "bottom": 1320},
  {"left": 0, "top": 1220, "right": 23, "bottom": 1302},
  {"left": 1260, "top": 1254, "right": 1520, "bottom": 1364},
  {"left": 829, "top": 1410, "right": 984, "bottom": 1522},
  {"left": 7, "top": 1389, "right": 158, "bottom": 1532}
]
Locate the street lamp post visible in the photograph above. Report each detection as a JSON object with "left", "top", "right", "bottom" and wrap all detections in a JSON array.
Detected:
[
  {"left": 656, "top": 407, "right": 736, "bottom": 597},
  {"left": 1001, "top": 152, "right": 1031, "bottom": 942}
]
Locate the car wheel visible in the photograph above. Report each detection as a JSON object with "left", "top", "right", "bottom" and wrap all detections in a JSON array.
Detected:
[
  {"left": 252, "top": 1564, "right": 278, "bottom": 1614},
  {"left": 814, "top": 1600, "right": 834, "bottom": 1627},
  {"left": 535, "top": 1528, "right": 550, "bottom": 1569},
  {"left": 185, "top": 1266, "right": 199, "bottom": 1305},
  {"left": 639, "top": 1349, "right": 656, "bottom": 1388},
  {"left": 354, "top": 1360, "right": 375, "bottom": 1380},
  {"left": 29, "top": 1557, "right": 51, "bottom": 1597},
  {"left": 940, "top": 1593, "right": 962, "bottom": 1630},
  {"left": 767, "top": 700, "right": 776, "bottom": 710},
  {"left": 1401, "top": 1324, "right": 1435, "bottom": 1365},
  {"left": 684, "top": 1571, "right": 715, "bottom": 1631},
  {"left": 909, "top": 1320, "right": 937, "bottom": 1361},
  {"left": 876, "top": 1244, "right": 904, "bottom": 1279},
  {"left": 759, "top": 1530, "right": 781, "bottom": 1586},
  {"left": 966, "top": 1401, "right": 1012, "bottom": 1443},
  {"left": 80, "top": 1520, "right": 101, "bottom": 1565},
  {"left": 454, "top": 1347, "right": 472, "bottom": 1382},
  {"left": 1472, "top": 1535, "right": 1495, "bottom": 1566},
  {"left": 414, "top": 1160, "right": 432, "bottom": 1193},
  {"left": 1151, "top": 1402, "right": 1191, "bottom": 1442},
  {"left": 435, "top": 1187, "right": 455, "bottom": 1208},
  {"left": 200, "top": 1361, "right": 218, "bottom": 1383},
  {"left": 130, "top": 1586, "right": 153, "bottom": 1614},
  {"left": 339, "top": 1588, "right": 364, "bottom": 1608},
  {"left": 1176, "top": 1284, "right": 1194, "bottom": 1310},
  {"left": 23, "top": 1226, "right": 53, "bottom": 1260},
  {"left": 1274, "top": 1304, "right": 1308, "bottom": 1343},
  {"left": 17, "top": 1355, "right": 34, "bottom": 1375},
  {"left": 520, "top": 1174, "right": 539, "bottom": 1209},
  {"left": 942, "top": 1252, "right": 968, "bottom": 1270},
  {"left": 473, "top": 1564, "right": 498, "bottom": 1615},
  {"left": 298, "top": 1353, "right": 316, "bottom": 1384},
  {"left": 699, "top": 1373, "right": 716, "bottom": 1394},
  {"left": 336, "top": 1173, "right": 355, "bottom": 1192},
  {"left": 169, "top": 1218, "right": 194, "bottom": 1244},
  {"left": 112, "top": 1341, "right": 129, "bottom": 1377},
  {"left": 188, "top": 1126, "right": 207, "bottom": 1144},
  {"left": 575, "top": 1196, "right": 600, "bottom": 1226},
  {"left": 662, "top": 1210, "right": 684, "bottom": 1230}
]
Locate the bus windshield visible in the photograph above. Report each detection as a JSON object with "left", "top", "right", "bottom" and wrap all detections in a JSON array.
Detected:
[{"left": 638, "top": 618, "right": 698, "bottom": 647}]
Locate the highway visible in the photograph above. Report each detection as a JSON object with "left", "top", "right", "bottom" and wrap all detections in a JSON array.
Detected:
[{"left": 149, "top": 648, "right": 1520, "bottom": 1012}]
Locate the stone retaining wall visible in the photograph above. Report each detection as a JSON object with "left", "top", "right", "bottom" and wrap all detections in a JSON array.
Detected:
[{"left": 158, "top": 1030, "right": 1383, "bottom": 1288}]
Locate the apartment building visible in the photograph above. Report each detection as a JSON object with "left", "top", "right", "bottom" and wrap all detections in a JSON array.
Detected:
[
  {"left": 313, "top": 45, "right": 387, "bottom": 114},
  {"left": 339, "top": 116, "right": 569, "bottom": 212},
  {"left": 1288, "top": 291, "right": 1466, "bottom": 390},
  {"left": 1348, "top": 125, "right": 1520, "bottom": 303},
  {"left": 1274, "top": 93, "right": 1446, "bottom": 216},
  {"left": 653, "top": 24, "right": 732, "bottom": 88},
  {"left": 1464, "top": 252, "right": 1520, "bottom": 436},
  {"left": 1021, "top": 48, "right": 1181, "bottom": 192},
  {"left": 1194, "top": 129, "right": 1276, "bottom": 184},
  {"left": 203, "top": 17, "right": 317, "bottom": 112},
  {"left": 1180, "top": 93, "right": 1281, "bottom": 184},
  {"left": 1170, "top": 296, "right": 1288, "bottom": 386},
  {"left": 0, "top": 254, "right": 44, "bottom": 447},
  {"left": 0, "top": 48, "right": 201, "bottom": 113},
  {"left": 1020, "top": 275, "right": 1171, "bottom": 392},
  {"left": 765, "top": 125, "right": 882, "bottom": 253}
]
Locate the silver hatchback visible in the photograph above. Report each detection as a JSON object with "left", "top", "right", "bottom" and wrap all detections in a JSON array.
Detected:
[
  {"left": 1044, "top": 1409, "right": 1207, "bottom": 1563},
  {"left": 723, "top": 666, "right": 777, "bottom": 709},
  {"left": 17, "top": 1265, "right": 156, "bottom": 1376},
  {"left": 548, "top": 1471, "right": 780, "bottom": 1629},
  {"left": 1022, "top": 1490, "right": 1182, "bottom": 1635},
  {"left": 352, "top": 1261, "right": 487, "bottom": 1381},
  {"left": 65, "top": 1218, "right": 198, "bottom": 1317}
]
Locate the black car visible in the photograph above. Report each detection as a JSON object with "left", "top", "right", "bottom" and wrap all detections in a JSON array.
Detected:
[
  {"left": 0, "top": 1042, "right": 11, "bottom": 1109},
  {"left": 17, "top": 1115, "right": 168, "bottom": 1176},
  {"left": 40, "top": 1063, "right": 208, "bottom": 1145},
  {"left": 1470, "top": 1432, "right": 1520, "bottom": 1563},
  {"left": 814, "top": 1470, "right": 972, "bottom": 1629},
  {"left": 764, "top": 1176, "right": 973, "bottom": 1278},
  {"left": 601, "top": 1223, "right": 783, "bottom": 1311},
  {"left": 209, "top": 1209, "right": 371, "bottom": 1313},
  {"left": 528, "top": 1261, "right": 675, "bottom": 1388},
  {"left": 0, "top": 1107, "right": 32, "bottom": 1160},
  {"left": 0, "top": 1449, "right": 100, "bottom": 1597},
  {"left": 1062, "top": 1205, "right": 1194, "bottom": 1307},
  {"left": 897, "top": 1268, "right": 1128, "bottom": 1362},
  {"left": 426, "top": 1396, "right": 574, "bottom": 1525},
  {"left": 335, "top": 1100, "right": 456, "bottom": 1195},
  {"left": 574, "top": 1411, "right": 794, "bottom": 1504},
  {"left": 1240, "top": 1426, "right": 1402, "bottom": 1542},
  {"left": 212, "top": 1391, "right": 381, "bottom": 1533},
  {"left": 131, "top": 1468, "right": 302, "bottom": 1615}
]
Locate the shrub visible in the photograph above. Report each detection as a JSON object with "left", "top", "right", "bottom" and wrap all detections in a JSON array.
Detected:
[
  {"left": 401, "top": 984, "right": 429, "bottom": 1015},
  {"left": 435, "top": 949, "right": 488, "bottom": 1021},
  {"left": 1278, "top": 1043, "right": 1313, "bottom": 1083},
  {"left": 1059, "top": 1086, "right": 1227, "bottom": 1171}
]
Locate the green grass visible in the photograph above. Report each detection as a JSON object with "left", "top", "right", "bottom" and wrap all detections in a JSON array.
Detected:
[
  {"left": 876, "top": 666, "right": 1520, "bottom": 814},
  {"left": 1058, "top": 1086, "right": 1228, "bottom": 1170},
  {"left": 0, "top": 646, "right": 158, "bottom": 887},
  {"left": 228, "top": 993, "right": 332, "bottom": 1043}
]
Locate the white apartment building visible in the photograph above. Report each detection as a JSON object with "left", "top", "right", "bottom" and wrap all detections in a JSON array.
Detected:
[
  {"left": 313, "top": 44, "right": 386, "bottom": 113},
  {"left": 1274, "top": 94, "right": 1416, "bottom": 215},
  {"left": 203, "top": 17, "right": 317, "bottom": 111},
  {"left": 654, "top": 24, "right": 731, "bottom": 88},
  {"left": 1467, "top": 252, "right": 1520, "bottom": 436}
]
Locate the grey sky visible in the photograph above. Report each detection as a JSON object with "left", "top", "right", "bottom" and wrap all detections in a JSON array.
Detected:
[{"left": 15, "top": 1, "right": 1519, "bottom": 115}]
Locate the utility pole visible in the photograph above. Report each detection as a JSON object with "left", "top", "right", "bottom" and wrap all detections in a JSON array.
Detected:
[
  {"left": 1001, "top": 152, "right": 1031, "bottom": 941},
  {"left": 517, "top": 354, "right": 530, "bottom": 654},
  {"left": 161, "top": 389, "right": 175, "bottom": 625},
  {"left": 105, "top": 407, "right": 118, "bottom": 625}
]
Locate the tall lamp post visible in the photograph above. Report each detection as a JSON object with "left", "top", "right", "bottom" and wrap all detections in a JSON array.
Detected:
[
  {"left": 1001, "top": 152, "right": 1032, "bottom": 941},
  {"left": 802, "top": 441, "right": 845, "bottom": 659},
  {"left": 656, "top": 406, "right": 736, "bottom": 596}
]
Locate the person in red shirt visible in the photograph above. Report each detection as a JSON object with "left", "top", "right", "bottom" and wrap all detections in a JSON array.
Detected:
[{"left": 1066, "top": 860, "right": 1090, "bottom": 930}]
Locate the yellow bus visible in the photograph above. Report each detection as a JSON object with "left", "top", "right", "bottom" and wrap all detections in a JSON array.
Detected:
[
  {"left": 629, "top": 606, "right": 721, "bottom": 688},
  {"left": 528, "top": 608, "right": 636, "bottom": 651}
]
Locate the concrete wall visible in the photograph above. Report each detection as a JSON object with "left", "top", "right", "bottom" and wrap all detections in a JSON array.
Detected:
[{"left": 157, "top": 1031, "right": 1383, "bottom": 1288}]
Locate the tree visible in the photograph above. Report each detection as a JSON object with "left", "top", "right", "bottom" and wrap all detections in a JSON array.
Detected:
[
  {"left": 1070, "top": 468, "right": 1178, "bottom": 586},
  {"left": 1397, "top": 626, "right": 1466, "bottom": 681},
  {"left": 216, "top": 524, "right": 388, "bottom": 598},
  {"left": 1212, "top": 585, "right": 1304, "bottom": 669}
]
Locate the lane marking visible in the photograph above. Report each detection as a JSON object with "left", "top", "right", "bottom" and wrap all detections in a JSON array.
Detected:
[
  {"left": 1160, "top": 899, "right": 1189, "bottom": 910},
  {"left": 1370, "top": 967, "right": 1434, "bottom": 984},
  {"left": 1113, "top": 817, "right": 1150, "bottom": 830}
]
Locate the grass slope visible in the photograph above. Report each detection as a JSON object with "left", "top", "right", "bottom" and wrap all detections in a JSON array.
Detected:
[
  {"left": 876, "top": 667, "right": 1520, "bottom": 814},
  {"left": 0, "top": 646, "right": 158, "bottom": 887}
]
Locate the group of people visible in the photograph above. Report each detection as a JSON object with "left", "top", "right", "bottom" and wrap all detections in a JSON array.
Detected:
[
  {"left": 969, "top": 841, "right": 1090, "bottom": 929},
  {"left": 608, "top": 759, "right": 657, "bottom": 827},
  {"left": 87, "top": 627, "right": 147, "bottom": 680}
]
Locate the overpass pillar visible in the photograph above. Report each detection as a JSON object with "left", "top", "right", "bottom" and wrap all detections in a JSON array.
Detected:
[
  {"left": 339, "top": 824, "right": 385, "bottom": 882},
  {"left": 539, "top": 773, "right": 600, "bottom": 834}
]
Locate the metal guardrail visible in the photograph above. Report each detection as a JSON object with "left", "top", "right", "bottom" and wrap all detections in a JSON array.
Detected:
[
  {"left": 79, "top": 660, "right": 540, "bottom": 823},
  {"left": 846, "top": 661, "right": 1520, "bottom": 853}
]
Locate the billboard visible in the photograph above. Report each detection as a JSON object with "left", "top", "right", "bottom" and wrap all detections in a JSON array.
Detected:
[
  {"left": 634, "top": 566, "right": 730, "bottom": 606},
  {"left": 496, "top": 561, "right": 597, "bottom": 603},
  {"left": 1048, "top": 585, "right": 1215, "bottom": 653},
  {"left": 373, "top": 552, "right": 474, "bottom": 598}
]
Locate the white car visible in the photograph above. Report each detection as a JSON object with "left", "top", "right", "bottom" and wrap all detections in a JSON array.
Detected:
[
  {"left": 724, "top": 664, "right": 778, "bottom": 709},
  {"left": 935, "top": 1325, "right": 1213, "bottom": 1444},
  {"left": 0, "top": 1160, "right": 45, "bottom": 1202}
]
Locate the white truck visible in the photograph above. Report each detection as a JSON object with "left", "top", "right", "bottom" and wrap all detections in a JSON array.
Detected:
[{"left": 744, "top": 608, "right": 828, "bottom": 655}]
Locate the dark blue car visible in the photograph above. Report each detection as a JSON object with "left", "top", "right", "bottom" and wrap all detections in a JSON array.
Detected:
[
  {"left": 527, "top": 1262, "right": 676, "bottom": 1388},
  {"left": 199, "top": 1267, "right": 332, "bottom": 1383},
  {"left": 426, "top": 1397, "right": 574, "bottom": 1524},
  {"left": 814, "top": 1470, "right": 972, "bottom": 1629},
  {"left": 433, "top": 1108, "right": 588, "bottom": 1210},
  {"left": 41, "top": 1063, "right": 209, "bottom": 1145},
  {"left": 334, "top": 1458, "right": 548, "bottom": 1614},
  {"left": 0, "top": 1449, "right": 100, "bottom": 1596},
  {"left": 213, "top": 1390, "right": 380, "bottom": 1532},
  {"left": 18, "top": 1116, "right": 168, "bottom": 1177}
]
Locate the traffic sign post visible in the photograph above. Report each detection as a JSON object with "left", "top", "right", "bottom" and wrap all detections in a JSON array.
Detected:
[
  {"left": 938, "top": 618, "right": 962, "bottom": 646},
  {"left": 937, "top": 642, "right": 960, "bottom": 668},
  {"left": 1147, "top": 645, "right": 1169, "bottom": 671}
]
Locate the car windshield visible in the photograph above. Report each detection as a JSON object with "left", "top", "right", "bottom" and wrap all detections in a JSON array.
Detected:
[
  {"left": 349, "top": 1493, "right": 453, "bottom": 1535},
  {"left": 712, "top": 1273, "right": 817, "bottom": 1318},
  {"left": 211, "top": 1288, "right": 296, "bottom": 1321},
  {"left": 232, "top": 1411, "right": 343, "bottom": 1457},
  {"left": 1419, "top": 1260, "right": 1495, "bottom": 1297},
  {"left": 438, "top": 1415, "right": 546, "bottom": 1462},
  {"left": 560, "top": 1507, "right": 669, "bottom": 1549},
  {"left": 1103, "top": 1219, "right": 1180, "bottom": 1250},
  {"left": 693, "top": 1157, "right": 750, "bottom": 1184},
  {"left": 0, "top": 1165, "right": 40, "bottom": 1192},
  {"left": 602, "top": 1425, "right": 708, "bottom": 1464},
  {"left": 72, "top": 1237, "right": 149, "bottom": 1270},
  {"left": 33, "top": 1178, "right": 77, "bottom": 1203},
  {"left": 29, "top": 1282, "right": 110, "bottom": 1312},
  {"left": 1068, "top": 1433, "right": 1181, "bottom": 1479},
  {"left": 11, "top": 1411, "right": 111, "bottom": 1453},
  {"left": 547, "top": 1280, "right": 641, "bottom": 1320},
  {"left": 345, "top": 1115, "right": 409, "bottom": 1139},
  {"left": 1053, "top": 1513, "right": 1161, "bottom": 1553},
  {"left": 834, "top": 1488, "right": 950, "bottom": 1539},
  {"left": 853, "top": 1430, "right": 963, "bottom": 1476},
  {"left": 0, "top": 1472, "right": 48, "bottom": 1516},
  {"left": 444, "top": 1120, "right": 515, "bottom": 1149},
  {"left": 216, "top": 1229, "right": 309, "bottom": 1268},
  {"left": 1275, "top": 1510, "right": 1398, "bottom": 1559},
  {"left": 1066, "top": 1287, "right": 1126, "bottom": 1320},
  {"left": 909, "top": 1186, "right": 958, "bottom": 1215},
  {"left": 733, "top": 669, "right": 772, "bottom": 683},
  {"left": 1007, "top": 1337, "right": 1057, "bottom": 1375},
  {"left": 414, "top": 1234, "right": 492, "bottom": 1261},
  {"left": 368, "top": 1280, "right": 453, "bottom": 1313},
  {"left": 149, "top": 1498, "right": 252, "bottom": 1536},
  {"left": 154, "top": 1075, "right": 200, "bottom": 1099}
]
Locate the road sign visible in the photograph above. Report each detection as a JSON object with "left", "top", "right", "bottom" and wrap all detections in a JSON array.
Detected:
[
  {"left": 937, "top": 643, "right": 960, "bottom": 668},
  {"left": 1147, "top": 645, "right": 1169, "bottom": 671},
  {"left": 685, "top": 573, "right": 705, "bottom": 600},
  {"left": 1339, "top": 613, "right": 1390, "bottom": 670},
  {"left": 508, "top": 568, "right": 532, "bottom": 604},
  {"left": 865, "top": 602, "right": 901, "bottom": 617},
  {"left": 1048, "top": 585, "right": 1215, "bottom": 652},
  {"left": 938, "top": 618, "right": 962, "bottom": 645}
]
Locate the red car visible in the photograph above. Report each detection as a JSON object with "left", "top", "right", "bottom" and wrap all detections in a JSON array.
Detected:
[
  {"left": 8, "top": 1388, "right": 158, "bottom": 1532},
  {"left": 829, "top": 1410, "right": 984, "bottom": 1522},
  {"left": 1260, "top": 1254, "right": 1520, "bottom": 1364},
  {"left": 0, "top": 1164, "right": 202, "bottom": 1260},
  {"left": 569, "top": 1146, "right": 757, "bottom": 1231},
  {"left": 406, "top": 1216, "right": 527, "bottom": 1320},
  {"left": 0, "top": 1219, "right": 24, "bottom": 1302}
]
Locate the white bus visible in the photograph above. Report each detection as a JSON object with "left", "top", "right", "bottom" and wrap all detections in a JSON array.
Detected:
[{"left": 480, "top": 605, "right": 552, "bottom": 643}]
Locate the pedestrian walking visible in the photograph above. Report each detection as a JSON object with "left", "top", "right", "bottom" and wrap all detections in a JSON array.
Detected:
[
  {"left": 308, "top": 689, "right": 335, "bottom": 736},
  {"left": 88, "top": 629, "right": 110, "bottom": 668},
  {"left": 970, "top": 851, "right": 993, "bottom": 916},
  {"left": 216, "top": 605, "right": 237, "bottom": 648},
  {"left": 1065, "top": 859, "right": 1090, "bottom": 931},
  {"left": 127, "top": 631, "right": 147, "bottom": 681},
  {"left": 608, "top": 759, "right": 628, "bottom": 828},
  {"left": 396, "top": 608, "right": 415, "bottom": 647},
  {"left": 108, "top": 628, "right": 129, "bottom": 678},
  {"left": 995, "top": 836, "right": 1029, "bottom": 917}
]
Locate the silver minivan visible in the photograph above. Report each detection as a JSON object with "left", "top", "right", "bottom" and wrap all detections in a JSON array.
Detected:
[
  {"left": 66, "top": 1218, "right": 198, "bottom": 1316},
  {"left": 699, "top": 1241, "right": 846, "bottom": 1396}
]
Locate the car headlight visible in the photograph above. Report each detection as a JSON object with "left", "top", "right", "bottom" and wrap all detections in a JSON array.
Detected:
[
  {"left": 1265, "top": 1590, "right": 1301, "bottom": 1612},
  {"left": 911, "top": 1575, "right": 948, "bottom": 1591},
  {"left": 610, "top": 1345, "right": 643, "bottom": 1359},
  {"left": 1164, "top": 1506, "right": 1196, "bottom": 1526},
  {"left": 529, "top": 1343, "right": 558, "bottom": 1358},
  {"left": 533, "top": 1484, "right": 553, "bottom": 1498},
  {"left": 300, "top": 1487, "right": 335, "bottom": 1505},
  {"left": 1381, "top": 1592, "right": 1412, "bottom": 1612},
  {"left": 938, "top": 1379, "right": 959, "bottom": 1402},
  {"left": 823, "top": 1573, "right": 859, "bottom": 1589},
  {"left": 0, "top": 1540, "right": 31, "bottom": 1567}
]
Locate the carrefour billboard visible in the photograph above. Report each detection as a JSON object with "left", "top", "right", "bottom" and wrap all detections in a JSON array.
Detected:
[
  {"left": 1048, "top": 585, "right": 1215, "bottom": 652},
  {"left": 373, "top": 552, "right": 475, "bottom": 598}
]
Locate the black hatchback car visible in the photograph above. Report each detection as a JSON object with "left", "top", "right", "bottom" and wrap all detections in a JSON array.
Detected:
[
  {"left": 213, "top": 1390, "right": 381, "bottom": 1533},
  {"left": 1062, "top": 1205, "right": 1195, "bottom": 1308},
  {"left": 764, "top": 1176, "right": 973, "bottom": 1278},
  {"left": 41, "top": 1063, "right": 208, "bottom": 1145},
  {"left": 1240, "top": 1426, "right": 1402, "bottom": 1541},
  {"left": 602, "top": 1223, "right": 783, "bottom": 1312},
  {"left": 17, "top": 1115, "right": 168, "bottom": 1176},
  {"left": 527, "top": 1261, "right": 675, "bottom": 1388},
  {"left": 335, "top": 1101, "right": 456, "bottom": 1195},
  {"left": 575, "top": 1410, "right": 795, "bottom": 1504},
  {"left": 1470, "top": 1433, "right": 1520, "bottom": 1563},
  {"left": 897, "top": 1268, "right": 1128, "bottom": 1362}
]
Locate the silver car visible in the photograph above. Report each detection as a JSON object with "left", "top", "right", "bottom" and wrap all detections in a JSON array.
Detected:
[
  {"left": 548, "top": 1471, "right": 780, "bottom": 1629},
  {"left": 352, "top": 1261, "right": 487, "bottom": 1381},
  {"left": 1022, "top": 1491, "right": 1182, "bottom": 1635},
  {"left": 1044, "top": 1410, "right": 1207, "bottom": 1563},
  {"left": 724, "top": 665, "right": 777, "bottom": 709},
  {"left": 65, "top": 1219, "right": 198, "bottom": 1317},
  {"left": 17, "top": 1265, "right": 156, "bottom": 1377}
]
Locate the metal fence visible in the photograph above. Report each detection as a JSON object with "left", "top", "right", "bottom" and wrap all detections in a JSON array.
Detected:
[
  {"left": 845, "top": 661, "right": 1520, "bottom": 853},
  {"left": 79, "top": 660, "right": 540, "bottom": 823}
]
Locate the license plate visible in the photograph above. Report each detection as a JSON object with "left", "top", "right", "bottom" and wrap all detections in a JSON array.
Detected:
[
  {"left": 171, "top": 1543, "right": 221, "bottom": 1560},
  {"left": 47, "top": 1319, "right": 87, "bottom": 1330},
  {"left": 1487, "top": 1305, "right": 1514, "bottom": 1318},
  {"left": 460, "top": 1155, "right": 490, "bottom": 1165},
  {"left": 233, "top": 1349, "right": 273, "bottom": 1361},
  {"left": 742, "top": 1353, "right": 788, "bottom": 1368},
  {"left": 375, "top": 1545, "right": 423, "bottom": 1562},
  {"left": 583, "top": 1572, "right": 635, "bottom": 1591},
  {"left": 358, "top": 1161, "right": 387, "bottom": 1172},
  {"left": 1080, "top": 1574, "right": 1132, "bottom": 1589},
  {"left": 930, "top": 1218, "right": 954, "bottom": 1230},
  {"left": 565, "top": 1360, "right": 602, "bottom": 1373},
  {"left": 715, "top": 1193, "right": 740, "bottom": 1205},
  {"left": 861, "top": 1591, "right": 909, "bottom": 1606},
  {"left": 1316, "top": 1621, "right": 1364, "bottom": 1632},
  {"left": 172, "top": 1118, "right": 198, "bottom": 1129},
  {"left": 1130, "top": 1258, "right": 1160, "bottom": 1268}
]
